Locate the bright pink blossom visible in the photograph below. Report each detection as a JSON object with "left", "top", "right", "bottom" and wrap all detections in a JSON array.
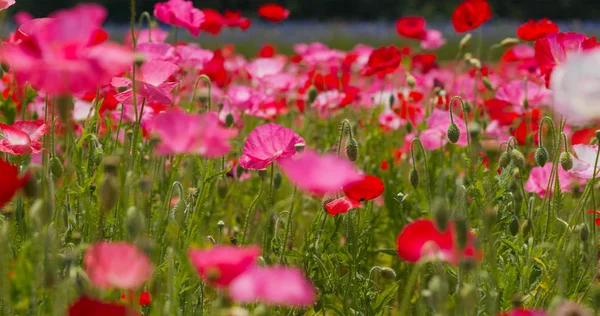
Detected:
[
  {"left": 421, "top": 29, "right": 446, "bottom": 50},
  {"left": 495, "top": 80, "right": 551, "bottom": 110},
  {"left": 239, "top": 123, "right": 305, "bottom": 170},
  {"left": 84, "top": 242, "right": 153, "bottom": 290},
  {"left": 149, "top": 110, "right": 237, "bottom": 157},
  {"left": 113, "top": 61, "right": 179, "bottom": 105},
  {"left": 154, "top": 0, "right": 205, "bottom": 36},
  {"left": 229, "top": 267, "right": 316, "bottom": 306},
  {"left": 188, "top": 246, "right": 260, "bottom": 287},
  {"left": 278, "top": 150, "right": 363, "bottom": 194},
  {"left": 525, "top": 163, "right": 581, "bottom": 198},
  {"left": 1, "top": 5, "right": 133, "bottom": 95},
  {"left": 419, "top": 109, "right": 467, "bottom": 150},
  {"left": 14, "top": 11, "right": 34, "bottom": 26},
  {"left": 0, "top": 120, "right": 47, "bottom": 155}
]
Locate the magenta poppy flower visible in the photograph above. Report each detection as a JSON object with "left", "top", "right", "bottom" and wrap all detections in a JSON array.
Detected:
[
  {"left": 396, "top": 219, "right": 481, "bottom": 265},
  {"left": 229, "top": 267, "right": 316, "bottom": 307},
  {"left": 84, "top": 242, "right": 154, "bottom": 290},
  {"left": 325, "top": 175, "right": 385, "bottom": 216},
  {"left": 1, "top": 4, "right": 133, "bottom": 95},
  {"left": 278, "top": 150, "right": 363, "bottom": 194},
  {"left": 154, "top": 0, "right": 205, "bottom": 36},
  {"left": 149, "top": 110, "right": 237, "bottom": 157},
  {"left": 188, "top": 246, "right": 260, "bottom": 287},
  {"left": 421, "top": 29, "right": 446, "bottom": 50},
  {"left": 525, "top": 163, "right": 581, "bottom": 198},
  {"left": 239, "top": 123, "right": 305, "bottom": 170},
  {"left": 495, "top": 80, "right": 551, "bottom": 110},
  {"left": 245, "top": 57, "right": 285, "bottom": 80},
  {"left": 0, "top": 120, "right": 48, "bottom": 155},
  {"left": 112, "top": 60, "right": 179, "bottom": 106},
  {"left": 68, "top": 296, "right": 139, "bottom": 316}
]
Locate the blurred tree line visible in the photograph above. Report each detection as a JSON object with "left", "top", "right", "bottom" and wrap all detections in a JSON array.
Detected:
[{"left": 10, "top": 0, "right": 600, "bottom": 22}]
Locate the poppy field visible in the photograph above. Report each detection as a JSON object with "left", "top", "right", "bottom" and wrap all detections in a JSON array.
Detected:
[{"left": 2, "top": 0, "right": 600, "bottom": 315}]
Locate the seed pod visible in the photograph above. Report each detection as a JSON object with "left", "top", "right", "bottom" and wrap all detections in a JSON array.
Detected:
[
  {"left": 509, "top": 216, "right": 519, "bottom": 236},
  {"left": 225, "top": 113, "right": 234, "bottom": 127},
  {"left": 217, "top": 178, "right": 228, "bottom": 198},
  {"left": 447, "top": 123, "right": 460, "bottom": 144},
  {"left": 499, "top": 151, "right": 511, "bottom": 169},
  {"left": 510, "top": 149, "right": 526, "bottom": 169},
  {"left": 99, "top": 175, "right": 119, "bottom": 213},
  {"left": 560, "top": 152, "right": 574, "bottom": 171},
  {"left": 409, "top": 167, "right": 419, "bottom": 189},
  {"left": 273, "top": 172, "right": 282, "bottom": 190},
  {"left": 50, "top": 157, "right": 64, "bottom": 178},
  {"left": 125, "top": 206, "right": 146, "bottom": 240},
  {"left": 380, "top": 267, "right": 397, "bottom": 280},
  {"left": 580, "top": 223, "right": 589, "bottom": 242},
  {"left": 346, "top": 138, "right": 359, "bottom": 161},
  {"left": 307, "top": 86, "right": 318, "bottom": 105},
  {"left": 534, "top": 147, "right": 549, "bottom": 167}
]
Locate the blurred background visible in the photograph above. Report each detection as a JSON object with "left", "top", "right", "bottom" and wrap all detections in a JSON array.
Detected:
[{"left": 7, "top": 0, "right": 600, "bottom": 58}]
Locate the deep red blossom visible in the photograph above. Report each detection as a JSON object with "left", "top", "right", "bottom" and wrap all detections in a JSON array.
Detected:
[
  {"left": 68, "top": 297, "right": 139, "bottom": 316},
  {"left": 223, "top": 10, "right": 251, "bottom": 30},
  {"left": 361, "top": 46, "right": 402, "bottom": 76},
  {"left": 572, "top": 128, "right": 597, "bottom": 145},
  {"left": 325, "top": 175, "right": 384, "bottom": 215},
  {"left": 121, "top": 291, "right": 152, "bottom": 306},
  {"left": 200, "top": 9, "right": 225, "bottom": 35},
  {"left": 411, "top": 53, "right": 438, "bottom": 73},
  {"left": 395, "top": 16, "right": 427, "bottom": 40},
  {"left": 0, "top": 159, "right": 29, "bottom": 209},
  {"left": 258, "top": 43, "right": 276, "bottom": 58},
  {"left": 258, "top": 4, "right": 290, "bottom": 22},
  {"left": 201, "top": 49, "right": 229, "bottom": 88},
  {"left": 517, "top": 18, "right": 559, "bottom": 41},
  {"left": 510, "top": 108, "right": 542, "bottom": 145},
  {"left": 451, "top": 0, "right": 492, "bottom": 33}
]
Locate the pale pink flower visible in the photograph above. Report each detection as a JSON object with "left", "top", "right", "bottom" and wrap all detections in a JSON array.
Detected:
[
  {"left": 154, "top": 0, "right": 205, "bottom": 36},
  {"left": 496, "top": 80, "right": 551, "bottom": 111},
  {"left": 84, "top": 242, "right": 153, "bottom": 290},
  {"left": 73, "top": 99, "right": 94, "bottom": 121},
  {"left": 1, "top": 5, "right": 133, "bottom": 95},
  {"left": 229, "top": 267, "right": 316, "bottom": 307},
  {"left": 175, "top": 44, "right": 214, "bottom": 70},
  {"left": 127, "top": 28, "right": 169, "bottom": 46},
  {"left": 312, "top": 90, "right": 346, "bottom": 118},
  {"left": 378, "top": 109, "right": 402, "bottom": 131},
  {"left": 149, "top": 110, "right": 237, "bottom": 157},
  {"left": 227, "top": 85, "right": 256, "bottom": 111},
  {"left": 239, "top": 123, "right": 305, "bottom": 170},
  {"left": 418, "top": 109, "right": 467, "bottom": 150},
  {"left": 136, "top": 42, "right": 176, "bottom": 62},
  {"left": 525, "top": 163, "right": 580, "bottom": 198},
  {"left": 278, "top": 150, "right": 363, "bottom": 194},
  {"left": 112, "top": 60, "right": 179, "bottom": 105},
  {"left": 421, "top": 29, "right": 446, "bottom": 50},
  {"left": 0, "top": 0, "right": 15, "bottom": 12},
  {"left": 245, "top": 57, "right": 285, "bottom": 80},
  {"left": 0, "top": 120, "right": 47, "bottom": 155},
  {"left": 569, "top": 144, "right": 599, "bottom": 179},
  {"left": 188, "top": 246, "right": 260, "bottom": 287}
]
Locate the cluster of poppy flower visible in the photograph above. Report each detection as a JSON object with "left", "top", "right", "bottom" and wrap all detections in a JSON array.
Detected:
[{"left": 0, "top": 0, "right": 599, "bottom": 314}]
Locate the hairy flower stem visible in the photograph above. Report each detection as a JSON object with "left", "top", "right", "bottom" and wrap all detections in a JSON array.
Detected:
[
  {"left": 279, "top": 186, "right": 298, "bottom": 264},
  {"left": 542, "top": 119, "right": 564, "bottom": 240},
  {"left": 590, "top": 142, "right": 600, "bottom": 243},
  {"left": 399, "top": 263, "right": 422, "bottom": 316},
  {"left": 190, "top": 75, "right": 212, "bottom": 112},
  {"left": 138, "top": 12, "right": 153, "bottom": 42},
  {"left": 129, "top": 0, "right": 137, "bottom": 49},
  {"left": 336, "top": 119, "right": 352, "bottom": 156},
  {"left": 449, "top": 96, "right": 471, "bottom": 149},
  {"left": 411, "top": 138, "right": 432, "bottom": 211},
  {"left": 241, "top": 178, "right": 264, "bottom": 246}
]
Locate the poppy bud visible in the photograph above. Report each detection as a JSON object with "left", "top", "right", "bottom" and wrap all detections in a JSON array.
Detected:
[
  {"left": 447, "top": 123, "right": 460, "bottom": 144},
  {"left": 126, "top": 206, "right": 146, "bottom": 240},
  {"left": 509, "top": 215, "right": 519, "bottom": 236},
  {"left": 307, "top": 86, "right": 318, "bottom": 105},
  {"left": 596, "top": 129, "right": 600, "bottom": 141},
  {"left": 50, "top": 157, "right": 64, "bottom": 178},
  {"left": 217, "top": 178, "right": 228, "bottom": 198},
  {"left": 346, "top": 138, "right": 359, "bottom": 162},
  {"left": 499, "top": 38, "right": 520, "bottom": 47},
  {"left": 380, "top": 267, "right": 397, "bottom": 280},
  {"left": 535, "top": 147, "right": 549, "bottom": 167},
  {"left": 463, "top": 53, "right": 473, "bottom": 61},
  {"left": 409, "top": 167, "right": 419, "bottom": 189},
  {"left": 273, "top": 172, "right": 282, "bottom": 190},
  {"left": 455, "top": 217, "right": 468, "bottom": 250},
  {"left": 459, "top": 33, "right": 472, "bottom": 51},
  {"left": 405, "top": 121, "right": 413, "bottom": 133},
  {"left": 257, "top": 169, "right": 267, "bottom": 179},
  {"left": 321, "top": 192, "right": 337, "bottom": 211},
  {"left": 225, "top": 113, "right": 234, "bottom": 127},
  {"left": 99, "top": 175, "right": 119, "bottom": 213},
  {"left": 295, "top": 143, "right": 306, "bottom": 153},
  {"left": 560, "top": 152, "right": 574, "bottom": 171},
  {"left": 580, "top": 223, "right": 589, "bottom": 242},
  {"left": 510, "top": 149, "right": 526, "bottom": 169},
  {"left": 406, "top": 73, "right": 416, "bottom": 90},
  {"left": 482, "top": 76, "right": 494, "bottom": 91},
  {"left": 499, "top": 151, "right": 511, "bottom": 169},
  {"left": 102, "top": 156, "right": 120, "bottom": 176},
  {"left": 432, "top": 198, "right": 449, "bottom": 232}
]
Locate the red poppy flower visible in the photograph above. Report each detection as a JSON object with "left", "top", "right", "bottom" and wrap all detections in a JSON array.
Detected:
[
  {"left": 0, "top": 158, "right": 29, "bottom": 208},
  {"left": 69, "top": 297, "right": 139, "bottom": 316},
  {"left": 510, "top": 108, "right": 541, "bottom": 145},
  {"left": 223, "top": 10, "right": 251, "bottom": 30},
  {"left": 381, "top": 160, "right": 389, "bottom": 171},
  {"left": 451, "top": 0, "right": 492, "bottom": 33},
  {"left": 258, "top": 43, "right": 276, "bottom": 58},
  {"left": 517, "top": 18, "right": 558, "bottom": 41},
  {"left": 395, "top": 16, "right": 427, "bottom": 40},
  {"left": 411, "top": 53, "right": 438, "bottom": 73},
  {"left": 325, "top": 175, "right": 384, "bottom": 216},
  {"left": 361, "top": 46, "right": 402, "bottom": 76},
  {"left": 200, "top": 9, "right": 225, "bottom": 35},
  {"left": 572, "top": 128, "right": 597, "bottom": 145},
  {"left": 258, "top": 4, "right": 290, "bottom": 22},
  {"left": 396, "top": 219, "right": 481, "bottom": 265},
  {"left": 120, "top": 291, "right": 152, "bottom": 306},
  {"left": 201, "top": 49, "right": 230, "bottom": 88}
]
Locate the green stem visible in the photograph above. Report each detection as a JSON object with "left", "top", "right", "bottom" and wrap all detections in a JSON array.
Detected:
[
  {"left": 241, "top": 178, "right": 264, "bottom": 245},
  {"left": 190, "top": 75, "right": 212, "bottom": 112},
  {"left": 399, "top": 263, "right": 422, "bottom": 316},
  {"left": 411, "top": 138, "right": 432, "bottom": 211},
  {"left": 449, "top": 96, "right": 471, "bottom": 149},
  {"left": 279, "top": 186, "right": 298, "bottom": 264},
  {"left": 138, "top": 12, "right": 154, "bottom": 42}
]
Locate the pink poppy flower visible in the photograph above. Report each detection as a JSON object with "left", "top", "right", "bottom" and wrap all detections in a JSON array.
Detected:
[
  {"left": 278, "top": 150, "right": 363, "bottom": 194},
  {"left": 14, "top": 11, "right": 34, "bottom": 26},
  {"left": 175, "top": 44, "right": 214, "bottom": 70},
  {"left": 525, "top": 163, "right": 581, "bottom": 198},
  {"left": 421, "top": 29, "right": 446, "bottom": 50},
  {"left": 418, "top": 109, "right": 467, "bottom": 150},
  {"left": 245, "top": 57, "right": 285, "bottom": 80},
  {"left": 229, "top": 267, "right": 316, "bottom": 307},
  {"left": 84, "top": 242, "right": 153, "bottom": 290},
  {"left": 312, "top": 90, "right": 347, "bottom": 118},
  {"left": 378, "top": 109, "right": 403, "bottom": 131},
  {"left": 127, "top": 28, "right": 169, "bottom": 46},
  {"left": 227, "top": 85, "right": 257, "bottom": 111},
  {"left": 396, "top": 219, "right": 481, "bottom": 265},
  {"left": 495, "top": 80, "right": 551, "bottom": 110},
  {"left": 1, "top": 5, "right": 133, "bottom": 95},
  {"left": 149, "top": 110, "right": 237, "bottom": 157},
  {"left": 0, "top": 120, "right": 48, "bottom": 155},
  {"left": 136, "top": 42, "right": 176, "bottom": 62},
  {"left": 112, "top": 61, "right": 179, "bottom": 106},
  {"left": 0, "top": 0, "right": 14, "bottom": 12},
  {"left": 569, "top": 144, "right": 599, "bottom": 179},
  {"left": 188, "top": 246, "right": 260, "bottom": 287},
  {"left": 154, "top": 0, "right": 205, "bottom": 36},
  {"left": 239, "top": 123, "right": 305, "bottom": 170}
]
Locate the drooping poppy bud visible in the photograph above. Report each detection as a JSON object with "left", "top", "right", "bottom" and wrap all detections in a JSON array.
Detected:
[
  {"left": 510, "top": 149, "right": 526, "bottom": 169},
  {"left": 380, "top": 267, "right": 397, "bottom": 280},
  {"left": 509, "top": 215, "right": 519, "bottom": 236},
  {"left": 432, "top": 198, "right": 449, "bottom": 232},
  {"left": 307, "top": 86, "right": 318, "bottom": 105},
  {"left": 50, "top": 157, "right": 64, "bottom": 178},
  {"left": 534, "top": 147, "right": 549, "bottom": 167},
  {"left": 560, "top": 152, "right": 574, "bottom": 171},
  {"left": 99, "top": 176, "right": 119, "bottom": 213},
  {"left": 225, "top": 113, "right": 234, "bottom": 127},
  {"left": 273, "top": 172, "right": 282, "bottom": 190},
  {"left": 447, "top": 123, "right": 461, "bottom": 144},
  {"left": 482, "top": 76, "right": 494, "bottom": 91},
  {"left": 580, "top": 223, "right": 589, "bottom": 242},
  {"left": 499, "top": 151, "right": 511, "bottom": 169},
  {"left": 217, "top": 178, "right": 228, "bottom": 198},
  {"left": 409, "top": 167, "right": 419, "bottom": 189},
  {"left": 345, "top": 138, "right": 359, "bottom": 162}
]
